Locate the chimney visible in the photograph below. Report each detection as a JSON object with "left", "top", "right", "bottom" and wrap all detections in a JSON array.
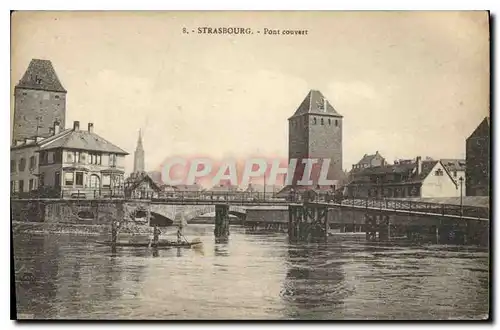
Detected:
[
  {"left": 416, "top": 156, "right": 422, "bottom": 175},
  {"left": 49, "top": 127, "right": 54, "bottom": 135},
  {"left": 73, "top": 121, "right": 80, "bottom": 131},
  {"left": 54, "top": 121, "right": 60, "bottom": 135},
  {"left": 88, "top": 123, "right": 94, "bottom": 133}
]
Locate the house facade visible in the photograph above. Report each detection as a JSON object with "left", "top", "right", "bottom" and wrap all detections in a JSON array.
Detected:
[
  {"left": 346, "top": 157, "right": 460, "bottom": 199},
  {"left": 11, "top": 121, "right": 129, "bottom": 198}
]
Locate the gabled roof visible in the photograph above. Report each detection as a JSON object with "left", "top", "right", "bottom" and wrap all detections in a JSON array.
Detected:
[
  {"left": 125, "top": 172, "right": 161, "bottom": 192},
  {"left": 38, "top": 129, "right": 128, "bottom": 154},
  {"left": 15, "top": 59, "right": 66, "bottom": 93},
  {"left": 289, "top": 90, "right": 342, "bottom": 119},
  {"left": 356, "top": 151, "right": 384, "bottom": 165},
  {"left": 440, "top": 159, "right": 466, "bottom": 173}
]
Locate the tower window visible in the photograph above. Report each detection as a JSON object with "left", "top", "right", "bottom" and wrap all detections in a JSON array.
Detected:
[
  {"left": 335, "top": 120, "right": 338, "bottom": 127},
  {"left": 321, "top": 118, "right": 324, "bottom": 125},
  {"left": 313, "top": 117, "right": 317, "bottom": 125}
]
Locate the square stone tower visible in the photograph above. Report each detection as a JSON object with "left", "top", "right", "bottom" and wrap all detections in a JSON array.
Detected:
[
  {"left": 288, "top": 90, "right": 343, "bottom": 188},
  {"left": 12, "top": 59, "right": 67, "bottom": 144}
]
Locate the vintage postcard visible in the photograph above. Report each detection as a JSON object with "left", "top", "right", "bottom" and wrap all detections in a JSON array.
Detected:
[{"left": 10, "top": 11, "right": 490, "bottom": 320}]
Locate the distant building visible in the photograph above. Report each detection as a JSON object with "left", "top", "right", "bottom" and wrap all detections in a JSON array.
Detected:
[
  {"left": 466, "top": 117, "right": 490, "bottom": 196},
  {"left": 351, "top": 151, "right": 386, "bottom": 172},
  {"left": 124, "top": 171, "right": 162, "bottom": 199},
  {"left": 441, "top": 158, "right": 466, "bottom": 195},
  {"left": 133, "top": 129, "right": 145, "bottom": 174},
  {"left": 245, "top": 183, "right": 283, "bottom": 194},
  {"left": 11, "top": 121, "right": 129, "bottom": 198},
  {"left": 13, "top": 59, "right": 67, "bottom": 144},
  {"left": 346, "top": 157, "right": 460, "bottom": 198}
]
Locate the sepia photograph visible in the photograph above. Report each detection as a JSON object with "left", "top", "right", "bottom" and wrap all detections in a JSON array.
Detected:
[{"left": 9, "top": 10, "right": 490, "bottom": 320}]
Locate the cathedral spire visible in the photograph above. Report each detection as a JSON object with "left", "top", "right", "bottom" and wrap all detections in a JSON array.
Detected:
[{"left": 133, "top": 129, "right": 145, "bottom": 173}]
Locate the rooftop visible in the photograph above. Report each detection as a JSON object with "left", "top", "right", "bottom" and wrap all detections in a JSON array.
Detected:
[
  {"left": 289, "top": 90, "right": 342, "bottom": 119},
  {"left": 15, "top": 59, "right": 66, "bottom": 93}
]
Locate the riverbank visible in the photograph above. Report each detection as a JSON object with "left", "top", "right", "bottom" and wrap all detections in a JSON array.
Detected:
[{"left": 11, "top": 221, "right": 153, "bottom": 237}]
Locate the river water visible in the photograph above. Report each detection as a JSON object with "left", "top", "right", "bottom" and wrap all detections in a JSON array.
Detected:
[{"left": 13, "top": 224, "right": 489, "bottom": 320}]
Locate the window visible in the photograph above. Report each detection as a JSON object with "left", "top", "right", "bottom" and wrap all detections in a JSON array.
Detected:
[
  {"left": 64, "top": 172, "right": 74, "bottom": 186},
  {"left": 29, "top": 156, "right": 36, "bottom": 170},
  {"left": 54, "top": 171, "right": 61, "bottom": 187},
  {"left": 10, "top": 181, "right": 15, "bottom": 193},
  {"left": 19, "top": 180, "right": 24, "bottom": 193},
  {"left": 328, "top": 119, "right": 331, "bottom": 125},
  {"left": 109, "top": 154, "right": 117, "bottom": 167},
  {"left": 321, "top": 118, "right": 324, "bottom": 125},
  {"left": 29, "top": 179, "right": 34, "bottom": 191},
  {"left": 22, "top": 92, "right": 27, "bottom": 96},
  {"left": 39, "top": 174, "right": 44, "bottom": 187},
  {"left": 102, "top": 174, "right": 111, "bottom": 188},
  {"left": 335, "top": 120, "right": 338, "bottom": 127},
  {"left": 40, "top": 151, "right": 48, "bottom": 165},
  {"left": 453, "top": 170, "right": 457, "bottom": 177},
  {"left": 313, "top": 117, "right": 317, "bottom": 125},
  {"left": 10, "top": 160, "right": 15, "bottom": 173},
  {"left": 18, "top": 158, "right": 26, "bottom": 172},
  {"left": 55, "top": 95, "right": 60, "bottom": 99},
  {"left": 47, "top": 152, "right": 54, "bottom": 164},
  {"left": 75, "top": 172, "right": 84, "bottom": 186},
  {"left": 80, "top": 153, "right": 86, "bottom": 163},
  {"left": 66, "top": 152, "right": 73, "bottom": 163},
  {"left": 75, "top": 151, "right": 81, "bottom": 163},
  {"left": 434, "top": 169, "right": 444, "bottom": 176}
]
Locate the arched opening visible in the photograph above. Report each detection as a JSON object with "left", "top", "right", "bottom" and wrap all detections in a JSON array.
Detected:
[{"left": 89, "top": 174, "right": 100, "bottom": 189}]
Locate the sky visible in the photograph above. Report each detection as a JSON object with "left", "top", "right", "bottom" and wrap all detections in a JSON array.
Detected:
[{"left": 10, "top": 11, "right": 490, "bottom": 175}]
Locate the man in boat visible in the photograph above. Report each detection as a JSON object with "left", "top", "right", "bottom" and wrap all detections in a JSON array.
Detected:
[
  {"left": 152, "top": 226, "right": 161, "bottom": 246},
  {"left": 177, "top": 225, "right": 183, "bottom": 244},
  {"left": 111, "top": 220, "right": 121, "bottom": 244}
]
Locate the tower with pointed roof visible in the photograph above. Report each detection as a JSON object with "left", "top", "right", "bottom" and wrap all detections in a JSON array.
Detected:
[
  {"left": 288, "top": 90, "right": 343, "bottom": 188},
  {"left": 13, "top": 59, "right": 67, "bottom": 144},
  {"left": 133, "top": 129, "right": 145, "bottom": 174}
]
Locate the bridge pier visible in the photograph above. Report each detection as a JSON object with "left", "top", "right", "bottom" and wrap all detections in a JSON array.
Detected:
[
  {"left": 365, "top": 214, "right": 377, "bottom": 241},
  {"left": 214, "top": 204, "right": 230, "bottom": 243},
  {"left": 288, "top": 204, "right": 328, "bottom": 242}
]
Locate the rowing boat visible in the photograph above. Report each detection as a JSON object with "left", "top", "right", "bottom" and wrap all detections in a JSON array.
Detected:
[{"left": 95, "top": 240, "right": 202, "bottom": 248}]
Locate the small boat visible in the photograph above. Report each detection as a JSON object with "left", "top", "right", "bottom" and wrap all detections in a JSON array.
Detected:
[{"left": 95, "top": 240, "right": 202, "bottom": 248}]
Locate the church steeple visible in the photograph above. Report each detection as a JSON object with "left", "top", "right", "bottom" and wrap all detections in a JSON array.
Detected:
[{"left": 133, "top": 129, "right": 145, "bottom": 174}]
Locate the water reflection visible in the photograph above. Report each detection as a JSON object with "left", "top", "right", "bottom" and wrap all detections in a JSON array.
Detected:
[
  {"left": 282, "top": 242, "right": 346, "bottom": 319},
  {"left": 13, "top": 225, "right": 489, "bottom": 320}
]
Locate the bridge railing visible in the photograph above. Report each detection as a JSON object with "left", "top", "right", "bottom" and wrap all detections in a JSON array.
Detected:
[
  {"left": 11, "top": 187, "right": 126, "bottom": 200},
  {"left": 334, "top": 196, "right": 489, "bottom": 219}
]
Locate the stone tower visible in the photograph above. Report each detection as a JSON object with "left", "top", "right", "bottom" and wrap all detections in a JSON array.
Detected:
[
  {"left": 133, "top": 129, "right": 145, "bottom": 173},
  {"left": 12, "top": 59, "right": 67, "bottom": 144},
  {"left": 288, "top": 90, "right": 343, "bottom": 188}
]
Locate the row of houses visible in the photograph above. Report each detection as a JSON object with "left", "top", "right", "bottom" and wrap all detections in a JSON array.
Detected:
[{"left": 343, "top": 116, "right": 489, "bottom": 199}]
